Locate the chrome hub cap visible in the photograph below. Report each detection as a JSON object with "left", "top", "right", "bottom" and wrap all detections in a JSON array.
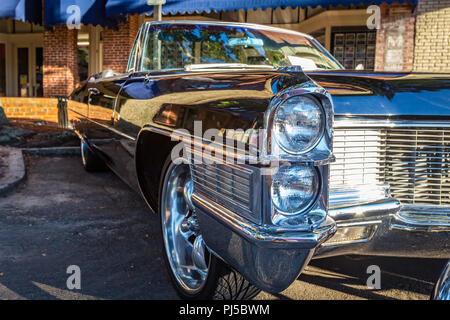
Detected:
[{"left": 161, "top": 163, "right": 209, "bottom": 293}]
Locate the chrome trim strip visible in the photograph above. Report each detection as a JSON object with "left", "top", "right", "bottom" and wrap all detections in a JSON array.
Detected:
[
  {"left": 334, "top": 118, "right": 450, "bottom": 128},
  {"left": 141, "top": 124, "right": 335, "bottom": 166}
]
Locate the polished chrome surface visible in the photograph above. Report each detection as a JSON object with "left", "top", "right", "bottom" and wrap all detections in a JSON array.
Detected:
[
  {"left": 396, "top": 205, "right": 450, "bottom": 228},
  {"left": 328, "top": 198, "right": 400, "bottom": 221},
  {"left": 432, "top": 260, "right": 450, "bottom": 300},
  {"left": 331, "top": 120, "right": 450, "bottom": 228},
  {"left": 192, "top": 164, "right": 336, "bottom": 245},
  {"left": 335, "top": 118, "right": 450, "bottom": 129},
  {"left": 161, "top": 162, "right": 209, "bottom": 294},
  {"left": 263, "top": 83, "right": 335, "bottom": 164},
  {"left": 329, "top": 184, "right": 389, "bottom": 209}
]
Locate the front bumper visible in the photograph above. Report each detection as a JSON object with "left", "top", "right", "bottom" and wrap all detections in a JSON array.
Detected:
[
  {"left": 193, "top": 193, "right": 336, "bottom": 293},
  {"left": 315, "top": 199, "right": 450, "bottom": 259}
]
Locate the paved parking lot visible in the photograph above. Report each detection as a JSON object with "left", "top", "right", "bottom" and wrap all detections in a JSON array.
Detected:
[{"left": 0, "top": 155, "right": 446, "bottom": 300}]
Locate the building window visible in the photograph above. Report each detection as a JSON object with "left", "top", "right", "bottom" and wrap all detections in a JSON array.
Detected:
[{"left": 331, "top": 27, "right": 376, "bottom": 70}]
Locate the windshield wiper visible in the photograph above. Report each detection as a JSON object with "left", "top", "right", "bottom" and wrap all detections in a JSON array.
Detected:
[{"left": 185, "top": 63, "right": 274, "bottom": 71}]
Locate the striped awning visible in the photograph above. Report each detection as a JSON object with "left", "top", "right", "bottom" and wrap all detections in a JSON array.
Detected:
[
  {"left": 106, "top": 0, "right": 417, "bottom": 16},
  {"left": 1, "top": 0, "right": 417, "bottom": 27}
]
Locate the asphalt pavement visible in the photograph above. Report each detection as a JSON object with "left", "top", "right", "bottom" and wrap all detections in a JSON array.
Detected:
[{"left": 0, "top": 155, "right": 446, "bottom": 300}]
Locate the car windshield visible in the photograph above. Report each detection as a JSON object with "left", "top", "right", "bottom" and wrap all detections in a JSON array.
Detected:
[{"left": 139, "top": 23, "right": 343, "bottom": 72}]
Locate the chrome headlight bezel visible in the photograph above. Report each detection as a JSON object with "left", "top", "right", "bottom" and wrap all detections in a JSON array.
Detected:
[
  {"left": 263, "top": 84, "right": 334, "bottom": 164},
  {"left": 267, "top": 164, "right": 327, "bottom": 228},
  {"left": 272, "top": 94, "right": 325, "bottom": 155},
  {"left": 270, "top": 165, "right": 321, "bottom": 216}
]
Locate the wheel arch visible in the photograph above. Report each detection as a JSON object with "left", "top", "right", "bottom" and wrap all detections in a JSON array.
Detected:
[{"left": 135, "top": 127, "right": 177, "bottom": 213}]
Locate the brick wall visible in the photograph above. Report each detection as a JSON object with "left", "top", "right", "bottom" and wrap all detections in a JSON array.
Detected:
[
  {"left": 1, "top": 98, "right": 58, "bottom": 123},
  {"left": 414, "top": 0, "right": 450, "bottom": 72},
  {"left": 375, "top": 3, "right": 415, "bottom": 72},
  {"left": 103, "top": 15, "right": 139, "bottom": 73},
  {"left": 43, "top": 26, "right": 79, "bottom": 97}
]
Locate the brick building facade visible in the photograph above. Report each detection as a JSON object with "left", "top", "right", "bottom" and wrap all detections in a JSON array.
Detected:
[
  {"left": 103, "top": 15, "right": 140, "bottom": 73},
  {"left": 374, "top": 3, "right": 416, "bottom": 72},
  {"left": 414, "top": 0, "right": 450, "bottom": 72},
  {"left": 43, "top": 26, "right": 78, "bottom": 97}
]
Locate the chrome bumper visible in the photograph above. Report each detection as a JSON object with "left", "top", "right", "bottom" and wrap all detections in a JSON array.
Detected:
[
  {"left": 193, "top": 193, "right": 336, "bottom": 293},
  {"left": 315, "top": 199, "right": 450, "bottom": 259}
]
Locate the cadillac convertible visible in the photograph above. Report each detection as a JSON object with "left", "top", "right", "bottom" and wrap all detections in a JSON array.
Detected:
[{"left": 65, "top": 21, "right": 450, "bottom": 299}]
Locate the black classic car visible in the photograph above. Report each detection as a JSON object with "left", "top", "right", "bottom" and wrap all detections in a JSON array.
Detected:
[{"left": 66, "top": 21, "right": 450, "bottom": 299}]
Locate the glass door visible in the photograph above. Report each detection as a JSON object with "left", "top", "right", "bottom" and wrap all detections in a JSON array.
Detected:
[
  {"left": 16, "top": 46, "right": 43, "bottom": 97},
  {"left": 17, "top": 47, "right": 29, "bottom": 97}
]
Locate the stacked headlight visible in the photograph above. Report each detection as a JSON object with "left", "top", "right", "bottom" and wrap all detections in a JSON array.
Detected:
[
  {"left": 272, "top": 95, "right": 324, "bottom": 154},
  {"left": 271, "top": 165, "right": 320, "bottom": 216}
]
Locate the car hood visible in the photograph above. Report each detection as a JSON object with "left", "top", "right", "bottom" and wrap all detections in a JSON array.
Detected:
[{"left": 308, "top": 71, "right": 450, "bottom": 117}]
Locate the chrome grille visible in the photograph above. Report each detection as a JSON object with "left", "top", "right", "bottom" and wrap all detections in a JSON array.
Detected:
[
  {"left": 332, "top": 125, "right": 450, "bottom": 206},
  {"left": 190, "top": 162, "right": 259, "bottom": 222}
]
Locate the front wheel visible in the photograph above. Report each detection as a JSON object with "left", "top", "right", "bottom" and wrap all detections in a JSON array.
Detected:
[{"left": 159, "top": 158, "right": 261, "bottom": 300}]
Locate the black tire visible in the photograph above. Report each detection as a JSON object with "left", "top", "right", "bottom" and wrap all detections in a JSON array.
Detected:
[
  {"left": 158, "top": 156, "right": 261, "bottom": 300},
  {"left": 80, "top": 139, "right": 106, "bottom": 172}
]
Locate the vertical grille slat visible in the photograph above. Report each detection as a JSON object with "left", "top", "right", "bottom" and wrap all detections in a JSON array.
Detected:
[{"left": 331, "top": 126, "right": 450, "bottom": 206}]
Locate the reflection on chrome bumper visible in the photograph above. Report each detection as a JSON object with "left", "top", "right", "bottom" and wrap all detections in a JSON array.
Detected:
[
  {"left": 392, "top": 205, "right": 450, "bottom": 232},
  {"left": 315, "top": 199, "right": 450, "bottom": 259},
  {"left": 193, "top": 193, "right": 336, "bottom": 293}
]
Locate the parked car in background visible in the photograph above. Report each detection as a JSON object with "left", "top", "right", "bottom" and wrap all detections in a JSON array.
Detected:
[{"left": 64, "top": 21, "right": 450, "bottom": 299}]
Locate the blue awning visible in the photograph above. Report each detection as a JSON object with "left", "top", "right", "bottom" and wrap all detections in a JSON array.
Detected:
[
  {"left": 106, "top": 0, "right": 417, "bottom": 16},
  {"left": 0, "top": 0, "right": 42, "bottom": 24},
  {"left": 45, "top": 0, "right": 120, "bottom": 27},
  {"left": 2, "top": 0, "right": 416, "bottom": 27}
]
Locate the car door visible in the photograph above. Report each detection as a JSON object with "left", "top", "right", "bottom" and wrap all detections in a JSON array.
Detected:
[
  {"left": 109, "top": 74, "right": 150, "bottom": 191},
  {"left": 86, "top": 77, "right": 126, "bottom": 168}
]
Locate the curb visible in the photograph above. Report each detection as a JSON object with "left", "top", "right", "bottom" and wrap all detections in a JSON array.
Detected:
[
  {"left": 0, "top": 146, "right": 80, "bottom": 196},
  {"left": 23, "top": 146, "right": 80, "bottom": 156},
  {"left": 0, "top": 147, "right": 26, "bottom": 196}
]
